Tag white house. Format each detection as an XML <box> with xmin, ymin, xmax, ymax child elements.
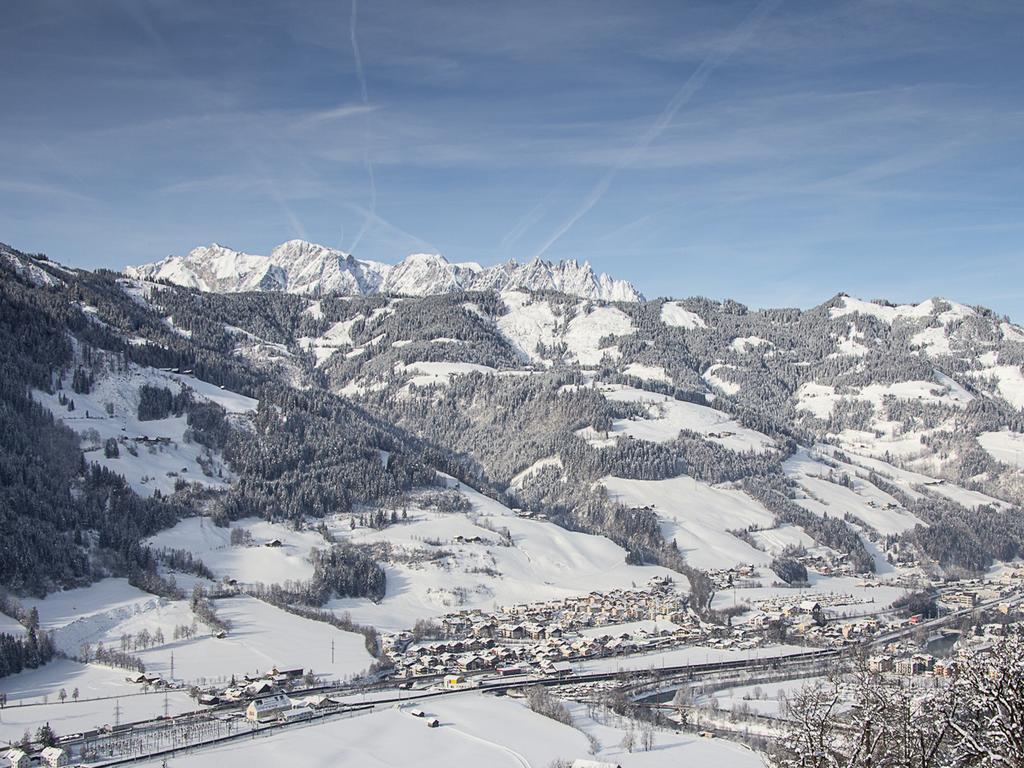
<box><xmin>443</xmin><ymin>674</ymin><xmax>466</xmax><ymax>689</ymax></box>
<box><xmin>3</xmin><ymin>749</ymin><xmax>29</xmax><ymax>768</ymax></box>
<box><xmin>246</xmin><ymin>693</ymin><xmax>292</xmax><ymax>722</ymax></box>
<box><xmin>41</xmin><ymin>746</ymin><xmax>70</xmax><ymax>767</ymax></box>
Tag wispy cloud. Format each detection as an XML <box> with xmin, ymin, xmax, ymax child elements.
<box><xmin>2</xmin><ymin>0</ymin><xmax>1022</xmax><ymax>318</ymax></box>
<box><xmin>530</xmin><ymin>0</ymin><xmax>783</xmax><ymax>260</ymax></box>
<box><xmin>0</xmin><ymin>179</ymin><xmax>96</xmax><ymax>205</ymax></box>
<box><xmin>346</xmin><ymin>0</ymin><xmax>378</xmax><ymax>255</ymax></box>
<box><xmin>342</xmin><ymin>202</ymin><xmax>437</xmax><ymax>256</ymax></box>
<box><xmin>297</xmin><ymin>103</ymin><xmax>378</xmax><ymax>128</ymax></box>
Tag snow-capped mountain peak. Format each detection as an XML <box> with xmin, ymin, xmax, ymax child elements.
<box><xmin>125</xmin><ymin>240</ymin><xmax>644</xmax><ymax>301</ymax></box>
<box><xmin>125</xmin><ymin>243</ymin><xmax>286</xmax><ymax>293</ymax></box>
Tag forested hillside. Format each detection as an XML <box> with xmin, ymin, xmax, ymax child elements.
<box><xmin>2</xmin><ymin>239</ymin><xmax>1024</xmax><ymax>605</ymax></box>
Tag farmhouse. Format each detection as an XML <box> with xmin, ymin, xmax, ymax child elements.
<box><xmin>246</xmin><ymin>693</ymin><xmax>293</xmax><ymax>722</ymax></box>
<box><xmin>40</xmin><ymin>747</ymin><xmax>70</xmax><ymax>767</ymax></box>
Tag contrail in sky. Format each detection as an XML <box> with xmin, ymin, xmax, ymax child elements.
<box><xmin>347</xmin><ymin>0</ymin><xmax>377</xmax><ymax>255</ymax></box>
<box><xmin>531</xmin><ymin>0</ymin><xmax>782</xmax><ymax>261</ymax></box>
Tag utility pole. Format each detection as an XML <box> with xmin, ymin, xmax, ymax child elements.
<box><xmin>163</xmin><ymin>692</ymin><xmax>169</xmax><ymax>718</ymax></box>
<box><xmin>331</xmin><ymin>638</ymin><xmax>335</xmax><ymax>665</ymax></box>
<box><xmin>114</xmin><ymin>698</ymin><xmax>122</xmax><ymax>727</ymax></box>
<box><xmin>170</xmin><ymin>652</ymin><xmax>175</xmax><ymax>681</ymax></box>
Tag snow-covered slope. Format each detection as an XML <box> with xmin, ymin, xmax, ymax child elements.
<box><xmin>33</xmin><ymin>361</ymin><xmax>255</xmax><ymax>497</ymax></box>
<box><xmin>126</xmin><ymin>240</ymin><xmax>643</xmax><ymax>301</ymax></box>
<box><xmin>326</xmin><ymin>480</ymin><xmax>674</xmax><ymax>631</ymax></box>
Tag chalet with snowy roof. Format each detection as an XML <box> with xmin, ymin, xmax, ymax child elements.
<box><xmin>457</xmin><ymin>655</ymin><xmax>487</xmax><ymax>671</ymax></box>
<box><xmin>541</xmin><ymin>660</ymin><xmax>572</xmax><ymax>676</ymax></box>
<box><xmin>246</xmin><ymin>680</ymin><xmax>276</xmax><ymax>697</ymax></box>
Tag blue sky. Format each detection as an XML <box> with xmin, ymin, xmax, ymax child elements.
<box><xmin>2</xmin><ymin>1</ymin><xmax>1023</xmax><ymax>318</ymax></box>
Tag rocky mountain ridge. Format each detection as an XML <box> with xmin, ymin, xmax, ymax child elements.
<box><xmin>125</xmin><ymin>240</ymin><xmax>644</xmax><ymax>302</ymax></box>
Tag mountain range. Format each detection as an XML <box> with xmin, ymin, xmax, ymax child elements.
<box><xmin>3</xmin><ymin>237</ymin><xmax>1024</xmax><ymax>602</ymax></box>
<box><xmin>125</xmin><ymin>240</ymin><xmax>644</xmax><ymax>302</ymax></box>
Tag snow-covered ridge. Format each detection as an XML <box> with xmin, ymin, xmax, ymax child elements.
<box><xmin>125</xmin><ymin>239</ymin><xmax>643</xmax><ymax>302</ymax></box>
<box><xmin>829</xmin><ymin>295</ymin><xmax>977</xmax><ymax>325</ymax></box>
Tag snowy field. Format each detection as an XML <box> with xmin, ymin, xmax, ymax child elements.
<box><xmin>812</xmin><ymin>444</ymin><xmax>1011</xmax><ymax>511</ymax></box>
<box><xmin>18</xmin><ymin>579</ymin><xmax>373</xmax><ymax>686</ymax></box>
<box><xmin>563</xmin><ymin>698</ymin><xmax>766</xmax><ymax>768</ymax></box>
<box><xmin>623</xmin><ymin>362</ymin><xmax>672</xmax><ymax>384</ymax></box>
<box><xmin>661</xmin><ymin>301</ymin><xmax>707</xmax><ymax>330</ymax></box>
<box><xmin>0</xmin><ymin>660</ymin><xmax>197</xmax><ymax>744</ymax></box>
<box><xmin>497</xmin><ymin>290</ymin><xmax>559</xmax><ymax>363</ymax></box>
<box><xmin>586</xmin><ymin>384</ymin><xmax>775</xmax><ymax>454</ymax></box>
<box><xmin>296</xmin><ymin>316</ymin><xmax>359</xmax><ymax>366</ymax></box>
<box><xmin>132</xmin><ymin>596</ymin><xmax>373</xmax><ymax>683</ymax></box>
<box><xmin>968</xmin><ymin>364</ymin><xmax>1024</xmax><ymax>410</ymax></box>
<box><xmin>132</xmin><ymin>691</ymin><xmax>766</xmax><ymax>768</ymax></box>
<box><xmin>795</xmin><ymin>375</ymin><xmax>973</xmax><ymax>423</ymax></box>
<box><xmin>134</xmin><ymin>696</ymin><xmax>585</xmax><ymax>768</ymax></box>
<box><xmin>977</xmin><ymin>430</ymin><xmax>1024</xmax><ymax>468</ymax></box>
<box><xmin>700</xmin><ymin>675</ymin><xmax>838</xmax><ymax>718</ymax></box>
<box><xmin>602</xmin><ymin>474</ymin><xmax>775</xmax><ymax>569</ymax></box>
<box><xmin>784</xmin><ymin>449</ymin><xmax>924</xmax><ymax>535</ymax></box>
<box><xmin>23</xmin><ymin>579</ymin><xmax>162</xmax><ymax>648</ymax></box>
<box><xmin>563</xmin><ymin>306</ymin><xmax>633</xmax><ymax>365</ymax></box>
<box><xmin>703</xmin><ymin>363</ymin><xmax>742</xmax><ymax>395</ymax></box>
<box><xmin>748</xmin><ymin>525</ymin><xmax>819</xmax><ymax>557</ymax></box>
<box><xmin>829</xmin><ymin>296</ymin><xmax>976</xmax><ymax>326</ymax></box>
<box><xmin>0</xmin><ymin>612</ymin><xmax>26</xmax><ymax>635</ymax></box>
<box><xmin>146</xmin><ymin>516</ymin><xmax>324</xmax><ymax>585</ymax></box>
<box><xmin>398</xmin><ymin>360</ymin><xmax>500</xmax><ymax>388</ymax></box>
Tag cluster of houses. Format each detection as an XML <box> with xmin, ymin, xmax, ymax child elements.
<box><xmin>745</xmin><ymin>592</ymin><xmax>878</xmax><ymax>632</ymax></box>
<box><xmin>939</xmin><ymin>583</ymin><xmax>1005</xmax><ymax>610</ymax></box>
<box><xmin>2</xmin><ymin>746</ymin><xmax>70</xmax><ymax>768</ymax></box>
<box><xmin>397</xmin><ymin>625</ymin><xmax>692</xmax><ymax>681</ymax></box>
<box><xmin>792</xmin><ymin>549</ymin><xmax>859</xmax><ymax>578</ymax></box>
<box><xmin>867</xmin><ymin>653</ymin><xmax>942</xmax><ymax>676</ymax></box>
<box><xmin>706</xmin><ymin>565</ymin><xmax>761</xmax><ymax>590</ymax></box>
<box><xmin>196</xmin><ymin>666</ymin><xmax>306</xmax><ymax>707</ymax></box>
<box><xmin>382</xmin><ymin>582</ymin><xmax>701</xmax><ymax>679</ymax></box>
<box><xmin>124</xmin><ymin>671</ymin><xmax>179</xmax><ymax>690</ymax></box>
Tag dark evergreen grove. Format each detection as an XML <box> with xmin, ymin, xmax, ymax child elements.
<box><xmin>0</xmin><ymin>630</ymin><xmax>56</xmax><ymax>679</ymax></box>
